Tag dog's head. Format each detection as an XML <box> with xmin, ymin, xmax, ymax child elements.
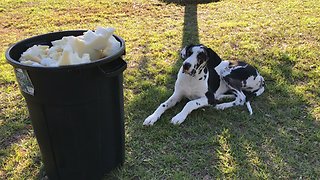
<box><xmin>180</xmin><ymin>44</ymin><xmax>222</xmax><ymax>76</ymax></box>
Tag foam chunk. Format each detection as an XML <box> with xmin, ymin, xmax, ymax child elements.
<box><xmin>20</xmin><ymin>45</ymin><xmax>49</xmax><ymax>63</ymax></box>
<box><xmin>103</xmin><ymin>36</ymin><xmax>121</xmax><ymax>56</ymax></box>
<box><xmin>20</xmin><ymin>60</ymin><xmax>43</xmax><ymax>67</ymax></box>
<box><xmin>57</xmin><ymin>45</ymin><xmax>72</xmax><ymax>66</ymax></box>
<box><xmin>41</xmin><ymin>58</ymin><xmax>58</xmax><ymax>67</ymax></box>
<box><xmin>19</xmin><ymin>26</ymin><xmax>121</xmax><ymax>67</ymax></box>
<box><xmin>95</xmin><ymin>27</ymin><xmax>115</xmax><ymax>38</ymax></box>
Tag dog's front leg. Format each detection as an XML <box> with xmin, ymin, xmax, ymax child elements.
<box><xmin>171</xmin><ymin>97</ymin><xmax>209</xmax><ymax>125</ymax></box>
<box><xmin>143</xmin><ymin>92</ymin><xmax>182</xmax><ymax>126</ymax></box>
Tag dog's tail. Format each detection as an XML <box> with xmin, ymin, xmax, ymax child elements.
<box><xmin>246</xmin><ymin>101</ymin><xmax>253</xmax><ymax>115</ymax></box>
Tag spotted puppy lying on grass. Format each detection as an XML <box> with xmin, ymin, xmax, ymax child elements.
<box><xmin>143</xmin><ymin>44</ymin><xmax>265</xmax><ymax>126</ymax></box>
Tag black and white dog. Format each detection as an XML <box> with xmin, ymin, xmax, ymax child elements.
<box><xmin>143</xmin><ymin>44</ymin><xmax>265</xmax><ymax>126</ymax></box>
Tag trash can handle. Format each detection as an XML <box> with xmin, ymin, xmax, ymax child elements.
<box><xmin>98</xmin><ymin>60</ymin><xmax>127</xmax><ymax>77</ymax></box>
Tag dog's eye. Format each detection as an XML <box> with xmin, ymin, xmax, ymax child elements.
<box><xmin>197</xmin><ymin>52</ymin><xmax>206</xmax><ymax>63</ymax></box>
<box><xmin>186</xmin><ymin>49</ymin><xmax>192</xmax><ymax>57</ymax></box>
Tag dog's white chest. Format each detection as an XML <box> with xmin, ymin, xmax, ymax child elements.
<box><xmin>176</xmin><ymin>71</ymin><xmax>208</xmax><ymax>100</ymax></box>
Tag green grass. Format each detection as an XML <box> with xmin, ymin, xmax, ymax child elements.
<box><xmin>1</xmin><ymin>0</ymin><xmax>320</xmax><ymax>179</ymax></box>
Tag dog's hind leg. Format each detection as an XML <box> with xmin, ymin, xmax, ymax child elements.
<box><xmin>254</xmin><ymin>86</ymin><xmax>265</xmax><ymax>97</ymax></box>
<box><xmin>143</xmin><ymin>92</ymin><xmax>183</xmax><ymax>126</ymax></box>
<box><xmin>246</xmin><ymin>101</ymin><xmax>253</xmax><ymax>115</ymax></box>
<box><xmin>215</xmin><ymin>90</ymin><xmax>246</xmax><ymax>111</ymax></box>
<box><xmin>171</xmin><ymin>97</ymin><xmax>209</xmax><ymax>125</ymax></box>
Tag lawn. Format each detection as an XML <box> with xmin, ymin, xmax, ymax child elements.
<box><xmin>0</xmin><ymin>0</ymin><xmax>319</xmax><ymax>179</ymax></box>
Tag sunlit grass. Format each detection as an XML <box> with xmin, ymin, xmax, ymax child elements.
<box><xmin>1</xmin><ymin>133</ymin><xmax>42</xmax><ymax>179</ymax></box>
<box><xmin>215</xmin><ymin>129</ymin><xmax>238</xmax><ymax>177</ymax></box>
<box><xmin>0</xmin><ymin>0</ymin><xmax>319</xmax><ymax>179</ymax></box>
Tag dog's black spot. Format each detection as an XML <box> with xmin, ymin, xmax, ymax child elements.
<box><xmin>196</xmin><ymin>102</ymin><xmax>200</xmax><ymax>106</ymax></box>
<box><xmin>205</xmin><ymin>91</ymin><xmax>216</xmax><ymax>105</ymax></box>
<box><xmin>199</xmin><ymin>77</ymin><xmax>203</xmax><ymax>80</ymax></box>
<box><xmin>227</xmin><ymin>62</ymin><xmax>258</xmax><ymax>82</ymax></box>
<box><xmin>162</xmin><ymin>104</ymin><xmax>166</xmax><ymax>107</ymax></box>
<box><xmin>198</xmin><ymin>67</ymin><xmax>204</xmax><ymax>74</ymax></box>
<box><xmin>204</xmin><ymin>75</ymin><xmax>207</xmax><ymax>79</ymax></box>
<box><xmin>243</xmin><ymin>80</ymin><xmax>247</xmax><ymax>87</ymax></box>
<box><xmin>191</xmin><ymin>69</ymin><xmax>196</xmax><ymax>76</ymax></box>
<box><xmin>204</xmin><ymin>67</ymin><xmax>208</xmax><ymax>74</ymax></box>
<box><xmin>233</xmin><ymin>102</ymin><xmax>236</xmax><ymax>106</ymax></box>
<box><xmin>261</xmin><ymin>79</ymin><xmax>265</xmax><ymax>87</ymax></box>
<box><xmin>197</xmin><ymin>52</ymin><xmax>206</xmax><ymax>65</ymax></box>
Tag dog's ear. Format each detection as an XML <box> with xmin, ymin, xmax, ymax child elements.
<box><xmin>180</xmin><ymin>44</ymin><xmax>193</xmax><ymax>60</ymax></box>
<box><xmin>206</xmin><ymin>47</ymin><xmax>222</xmax><ymax>67</ymax></box>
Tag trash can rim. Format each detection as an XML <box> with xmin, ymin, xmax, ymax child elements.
<box><xmin>5</xmin><ymin>30</ymin><xmax>125</xmax><ymax>71</ymax></box>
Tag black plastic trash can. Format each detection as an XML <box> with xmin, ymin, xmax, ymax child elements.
<box><xmin>5</xmin><ymin>30</ymin><xmax>126</xmax><ymax>180</ymax></box>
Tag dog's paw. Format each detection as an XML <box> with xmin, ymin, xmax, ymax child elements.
<box><xmin>171</xmin><ymin>114</ymin><xmax>186</xmax><ymax>125</ymax></box>
<box><xmin>215</xmin><ymin>104</ymin><xmax>227</xmax><ymax>110</ymax></box>
<box><xmin>143</xmin><ymin>114</ymin><xmax>159</xmax><ymax>126</ymax></box>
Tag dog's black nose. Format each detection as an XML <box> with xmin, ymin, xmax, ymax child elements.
<box><xmin>183</xmin><ymin>62</ymin><xmax>191</xmax><ymax>71</ymax></box>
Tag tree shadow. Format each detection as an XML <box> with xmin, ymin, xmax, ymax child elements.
<box><xmin>160</xmin><ymin>0</ymin><xmax>220</xmax><ymax>5</ymax></box>
<box><xmin>182</xmin><ymin>4</ymin><xmax>199</xmax><ymax>46</ymax></box>
<box><xmin>162</xmin><ymin>0</ymin><xmax>220</xmax><ymax>46</ymax></box>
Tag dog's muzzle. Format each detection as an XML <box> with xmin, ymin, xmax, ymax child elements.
<box><xmin>183</xmin><ymin>63</ymin><xmax>196</xmax><ymax>76</ymax></box>
<box><xmin>183</xmin><ymin>62</ymin><xmax>191</xmax><ymax>73</ymax></box>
